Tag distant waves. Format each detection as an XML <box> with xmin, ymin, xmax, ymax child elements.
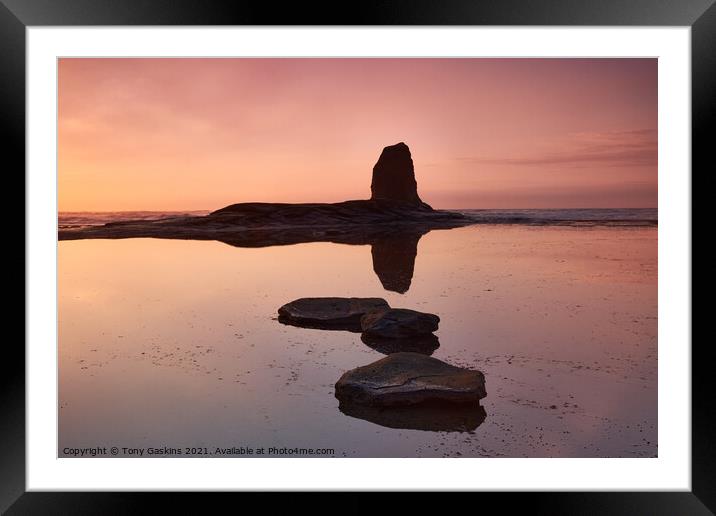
<box><xmin>455</xmin><ymin>208</ymin><xmax>657</xmax><ymax>226</ymax></box>
<box><xmin>58</xmin><ymin>208</ymin><xmax>657</xmax><ymax>229</ymax></box>
<box><xmin>58</xmin><ymin>211</ymin><xmax>210</xmax><ymax>229</ymax></box>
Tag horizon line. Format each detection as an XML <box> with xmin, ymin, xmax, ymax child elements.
<box><xmin>58</xmin><ymin>206</ymin><xmax>659</xmax><ymax>214</ymax></box>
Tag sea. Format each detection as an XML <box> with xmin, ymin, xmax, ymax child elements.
<box><xmin>58</xmin><ymin>208</ymin><xmax>657</xmax><ymax>228</ymax></box>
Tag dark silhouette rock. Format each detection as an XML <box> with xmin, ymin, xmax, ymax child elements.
<box><xmin>278</xmin><ymin>297</ymin><xmax>389</xmax><ymax>332</ymax></box>
<box><xmin>360</xmin><ymin>333</ymin><xmax>440</xmax><ymax>356</ymax></box>
<box><xmin>370</xmin><ymin>142</ymin><xmax>422</xmax><ymax>205</ymax></box>
<box><xmin>360</xmin><ymin>308</ymin><xmax>439</xmax><ymax>339</ymax></box>
<box><xmin>371</xmin><ymin>233</ymin><xmax>421</xmax><ymax>293</ymax></box>
<box><xmin>335</xmin><ymin>352</ymin><xmax>486</xmax><ymax>406</ymax></box>
<box><xmin>59</xmin><ymin>201</ymin><xmax>469</xmax><ymax>244</ymax></box>
<box><xmin>338</xmin><ymin>399</ymin><xmax>486</xmax><ymax>432</ymax></box>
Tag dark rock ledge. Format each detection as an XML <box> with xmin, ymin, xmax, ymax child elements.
<box><xmin>277</xmin><ymin>297</ymin><xmax>390</xmax><ymax>332</ymax></box>
<box><xmin>277</xmin><ymin>297</ymin><xmax>442</xmax><ymax>356</ymax></box>
<box><xmin>334</xmin><ymin>352</ymin><xmax>487</xmax><ymax>406</ymax></box>
<box><xmin>361</xmin><ymin>308</ymin><xmax>440</xmax><ymax>339</ymax></box>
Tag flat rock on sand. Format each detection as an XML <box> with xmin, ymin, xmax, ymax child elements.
<box><xmin>361</xmin><ymin>308</ymin><xmax>439</xmax><ymax>338</ymax></box>
<box><xmin>335</xmin><ymin>352</ymin><xmax>486</xmax><ymax>406</ymax></box>
<box><xmin>278</xmin><ymin>297</ymin><xmax>390</xmax><ymax>331</ymax></box>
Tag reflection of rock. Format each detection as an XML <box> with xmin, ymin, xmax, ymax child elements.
<box><xmin>361</xmin><ymin>309</ymin><xmax>440</xmax><ymax>339</ymax></box>
<box><xmin>338</xmin><ymin>399</ymin><xmax>486</xmax><ymax>432</ymax></box>
<box><xmin>335</xmin><ymin>352</ymin><xmax>486</xmax><ymax>406</ymax></box>
<box><xmin>360</xmin><ymin>333</ymin><xmax>440</xmax><ymax>356</ymax></box>
<box><xmin>278</xmin><ymin>297</ymin><xmax>389</xmax><ymax>332</ymax></box>
<box><xmin>58</xmin><ymin>212</ymin><xmax>463</xmax><ymax>295</ymax></box>
<box><xmin>371</xmin><ymin>142</ymin><xmax>423</xmax><ymax>205</ymax></box>
<box><xmin>371</xmin><ymin>233</ymin><xmax>420</xmax><ymax>294</ymax></box>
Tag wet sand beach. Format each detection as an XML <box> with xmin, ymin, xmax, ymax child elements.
<box><xmin>59</xmin><ymin>223</ymin><xmax>657</xmax><ymax>457</ymax></box>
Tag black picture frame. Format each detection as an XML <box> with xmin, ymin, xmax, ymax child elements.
<box><xmin>4</xmin><ymin>0</ymin><xmax>708</xmax><ymax>512</ymax></box>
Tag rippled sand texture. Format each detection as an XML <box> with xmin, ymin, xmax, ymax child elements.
<box><xmin>59</xmin><ymin>225</ymin><xmax>657</xmax><ymax>457</ymax></box>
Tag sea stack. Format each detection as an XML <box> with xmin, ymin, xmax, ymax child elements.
<box><xmin>371</xmin><ymin>142</ymin><xmax>423</xmax><ymax>205</ymax></box>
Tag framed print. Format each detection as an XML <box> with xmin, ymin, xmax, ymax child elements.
<box><xmin>5</xmin><ymin>0</ymin><xmax>710</xmax><ymax>512</ymax></box>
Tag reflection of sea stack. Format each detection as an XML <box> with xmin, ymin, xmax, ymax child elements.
<box><xmin>371</xmin><ymin>142</ymin><xmax>423</xmax><ymax>206</ymax></box>
<box><xmin>371</xmin><ymin>233</ymin><xmax>421</xmax><ymax>293</ymax></box>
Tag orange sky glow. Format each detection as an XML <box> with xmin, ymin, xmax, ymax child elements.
<box><xmin>58</xmin><ymin>58</ymin><xmax>657</xmax><ymax>211</ymax></box>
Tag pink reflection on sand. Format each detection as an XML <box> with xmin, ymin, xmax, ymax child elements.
<box><xmin>59</xmin><ymin>225</ymin><xmax>656</xmax><ymax>457</ymax></box>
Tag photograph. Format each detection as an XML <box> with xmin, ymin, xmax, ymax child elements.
<box><xmin>57</xmin><ymin>57</ymin><xmax>658</xmax><ymax>459</ymax></box>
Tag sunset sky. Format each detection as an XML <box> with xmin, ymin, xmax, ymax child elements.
<box><xmin>58</xmin><ymin>58</ymin><xmax>657</xmax><ymax>211</ymax></box>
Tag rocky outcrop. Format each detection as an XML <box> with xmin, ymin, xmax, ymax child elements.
<box><xmin>58</xmin><ymin>199</ymin><xmax>469</xmax><ymax>243</ymax></box>
<box><xmin>278</xmin><ymin>299</ymin><xmax>442</xmax><ymax>353</ymax></box>
<box><xmin>371</xmin><ymin>142</ymin><xmax>422</xmax><ymax>205</ymax></box>
<box><xmin>277</xmin><ymin>297</ymin><xmax>389</xmax><ymax>331</ymax></box>
<box><xmin>360</xmin><ymin>309</ymin><xmax>440</xmax><ymax>339</ymax></box>
<box><xmin>334</xmin><ymin>352</ymin><xmax>486</xmax><ymax>406</ymax></box>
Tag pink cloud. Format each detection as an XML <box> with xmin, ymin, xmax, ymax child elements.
<box><xmin>458</xmin><ymin>129</ymin><xmax>657</xmax><ymax>168</ymax></box>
